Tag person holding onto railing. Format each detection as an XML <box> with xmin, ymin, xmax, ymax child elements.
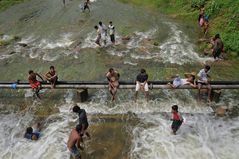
<box><xmin>197</xmin><ymin>65</ymin><xmax>212</xmax><ymax>102</ymax></box>
<box><xmin>135</xmin><ymin>68</ymin><xmax>149</xmax><ymax>102</ymax></box>
<box><xmin>45</xmin><ymin>66</ymin><xmax>58</xmax><ymax>89</ymax></box>
<box><xmin>106</xmin><ymin>68</ymin><xmax>120</xmax><ymax>102</ymax></box>
<box><xmin>28</xmin><ymin>70</ymin><xmax>44</xmax><ymax>99</ymax></box>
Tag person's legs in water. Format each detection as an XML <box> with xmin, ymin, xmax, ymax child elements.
<box><xmin>144</xmin><ymin>83</ymin><xmax>149</xmax><ymax>102</ymax></box>
<box><xmin>70</xmin><ymin>145</ymin><xmax>81</xmax><ymax>159</ymax></box>
<box><xmin>207</xmin><ymin>84</ymin><xmax>212</xmax><ymax>102</ymax></box>
<box><xmin>63</xmin><ymin>0</ymin><xmax>65</xmax><ymax>6</ymax></box>
<box><xmin>111</xmin><ymin>87</ymin><xmax>117</xmax><ymax>102</ymax></box>
<box><xmin>197</xmin><ymin>83</ymin><xmax>202</xmax><ymax>101</ymax></box>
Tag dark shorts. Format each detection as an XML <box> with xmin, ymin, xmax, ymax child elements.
<box><xmin>110</xmin><ymin>34</ymin><xmax>115</xmax><ymax>43</ymax></box>
<box><xmin>70</xmin><ymin>145</ymin><xmax>81</xmax><ymax>158</ymax></box>
<box><xmin>213</xmin><ymin>48</ymin><xmax>222</xmax><ymax>58</ymax></box>
<box><xmin>84</xmin><ymin>5</ymin><xmax>89</xmax><ymax>10</ymax></box>
<box><xmin>171</xmin><ymin>120</ymin><xmax>183</xmax><ymax>131</ymax></box>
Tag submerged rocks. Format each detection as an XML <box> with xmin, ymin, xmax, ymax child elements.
<box><xmin>122</xmin><ymin>36</ymin><xmax>130</xmax><ymax>41</ymax></box>
<box><xmin>18</xmin><ymin>43</ymin><xmax>28</xmax><ymax>47</ymax></box>
<box><xmin>215</xmin><ymin>106</ymin><xmax>228</xmax><ymax>117</ymax></box>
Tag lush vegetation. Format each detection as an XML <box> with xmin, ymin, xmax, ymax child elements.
<box><xmin>0</xmin><ymin>0</ymin><xmax>26</xmax><ymax>11</ymax></box>
<box><xmin>119</xmin><ymin>0</ymin><xmax>239</xmax><ymax>55</ymax></box>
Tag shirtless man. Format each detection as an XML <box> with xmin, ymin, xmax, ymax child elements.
<box><xmin>106</xmin><ymin>68</ymin><xmax>120</xmax><ymax>102</ymax></box>
<box><xmin>67</xmin><ymin>124</ymin><xmax>84</xmax><ymax>159</ymax></box>
<box><xmin>45</xmin><ymin>66</ymin><xmax>58</xmax><ymax>89</ymax></box>
<box><xmin>28</xmin><ymin>70</ymin><xmax>44</xmax><ymax>99</ymax></box>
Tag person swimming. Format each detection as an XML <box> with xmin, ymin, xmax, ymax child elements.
<box><xmin>24</xmin><ymin>123</ymin><xmax>41</xmax><ymax>140</ymax></box>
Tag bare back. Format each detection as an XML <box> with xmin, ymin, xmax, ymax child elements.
<box><xmin>67</xmin><ymin>129</ymin><xmax>80</xmax><ymax>150</ymax></box>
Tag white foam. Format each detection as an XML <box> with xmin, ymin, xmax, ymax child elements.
<box><xmin>39</xmin><ymin>34</ymin><xmax>73</xmax><ymax>49</ymax></box>
<box><xmin>130</xmin><ymin>114</ymin><xmax>239</xmax><ymax>159</ymax></box>
<box><xmin>158</xmin><ymin>22</ymin><xmax>213</xmax><ymax>65</ymax></box>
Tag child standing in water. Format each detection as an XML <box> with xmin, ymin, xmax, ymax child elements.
<box><xmin>171</xmin><ymin>105</ymin><xmax>183</xmax><ymax>135</ymax></box>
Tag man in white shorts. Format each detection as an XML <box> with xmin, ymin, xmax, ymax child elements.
<box><xmin>197</xmin><ymin>65</ymin><xmax>212</xmax><ymax>102</ymax></box>
<box><xmin>135</xmin><ymin>69</ymin><xmax>149</xmax><ymax>102</ymax></box>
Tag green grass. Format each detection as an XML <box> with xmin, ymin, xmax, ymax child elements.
<box><xmin>118</xmin><ymin>0</ymin><xmax>239</xmax><ymax>55</ymax></box>
<box><xmin>0</xmin><ymin>0</ymin><xmax>27</xmax><ymax>11</ymax></box>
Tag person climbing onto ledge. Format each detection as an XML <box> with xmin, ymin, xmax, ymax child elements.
<box><xmin>171</xmin><ymin>105</ymin><xmax>183</xmax><ymax>135</ymax></box>
<box><xmin>135</xmin><ymin>68</ymin><xmax>149</xmax><ymax>102</ymax></box>
<box><xmin>168</xmin><ymin>72</ymin><xmax>197</xmax><ymax>88</ymax></box>
<box><xmin>24</xmin><ymin>123</ymin><xmax>42</xmax><ymax>140</ymax></box>
<box><xmin>106</xmin><ymin>68</ymin><xmax>120</xmax><ymax>102</ymax></box>
<box><xmin>45</xmin><ymin>66</ymin><xmax>58</xmax><ymax>89</ymax></box>
<box><xmin>28</xmin><ymin>70</ymin><xmax>44</xmax><ymax>99</ymax></box>
<box><xmin>212</xmin><ymin>34</ymin><xmax>224</xmax><ymax>60</ymax></box>
<box><xmin>67</xmin><ymin>124</ymin><xmax>84</xmax><ymax>159</ymax></box>
<box><xmin>94</xmin><ymin>25</ymin><xmax>101</xmax><ymax>46</ymax></box>
<box><xmin>73</xmin><ymin>105</ymin><xmax>90</xmax><ymax>138</ymax></box>
<box><xmin>197</xmin><ymin>65</ymin><xmax>212</xmax><ymax>102</ymax></box>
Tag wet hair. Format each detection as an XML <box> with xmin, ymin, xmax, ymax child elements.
<box><xmin>205</xmin><ymin>65</ymin><xmax>210</xmax><ymax>71</ymax></box>
<box><xmin>99</xmin><ymin>21</ymin><xmax>102</xmax><ymax>25</ymax></box>
<box><xmin>50</xmin><ymin>66</ymin><xmax>54</xmax><ymax>70</ymax></box>
<box><xmin>26</xmin><ymin>127</ymin><xmax>33</xmax><ymax>134</ymax></box>
<box><xmin>109</xmin><ymin>68</ymin><xmax>114</xmax><ymax>72</ymax></box>
<box><xmin>76</xmin><ymin>124</ymin><xmax>82</xmax><ymax>133</ymax></box>
<box><xmin>94</xmin><ymin>25</ymin><xmax>98</xmax><ymax>29</ymax></box>
<box><xmin>73</xmin><ymin>105</ymin><xmax>80</xmax><ymax>113</ymax></box>
<box><xmin>140</xmin><ymin>68</ymin><xmax>146</xmax><ymax>73</ymax></box>
<box><xmin>215</xmin><ymin>34</ymin><xmax>220</xmax><ymax>39</ymax></box>
<box><xmin>28</xmin><ymin>70</ymin><xmax>34</xmax><ymax>74</ymax></box>
<box><xmin>172</xmin><ymin>105</ymin><xmax>178</xmax><ymax>112</ymax></box>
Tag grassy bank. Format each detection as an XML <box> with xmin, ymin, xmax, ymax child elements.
<box><xmin>0</xmin><ymin>0</ymin><xmax>27</xmax><ymax>11</ymax></box>
<box><xmin>119</xmin><ymin>0</ymin><xmax>239</xmax><ymax>55</ymax></box>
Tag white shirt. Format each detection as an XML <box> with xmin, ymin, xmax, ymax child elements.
<box><xmin>108</xmin><ymin>24</ymin><xmax>115</xmax><ymax>35</ymax></box>
<box><xmin>197</xmin><ymin>69</ymin><xmax>209</xmax><ymax>82</ymax></box>
<box><xmin>99</xmin><ymin>24</ymin><xmax>107</xmax><ymax>35</ymax></box>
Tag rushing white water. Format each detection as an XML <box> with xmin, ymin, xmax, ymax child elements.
<box><xmin>130</xmin><ymin>114</ymin><xmax>239</xmax><ymax>159</ymax></box>
<box><xmin>0</xmin><ymin>89</ymin><xmax>238</xmax><ymax>159</ymax></box>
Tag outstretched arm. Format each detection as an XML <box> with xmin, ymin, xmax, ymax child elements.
<box><xmin>36</xmin><ymin>73</ymin><xmax>44</xmax><ymax>81</ymax></box>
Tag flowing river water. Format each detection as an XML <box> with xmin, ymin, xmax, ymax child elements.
<box><xmin>0</xmin><ymin>0</ymin><xmax>239</xmax><ymax>159</ymax></box>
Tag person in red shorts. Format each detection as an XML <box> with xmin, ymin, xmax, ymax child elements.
<box><xmin>28</xmin><ymin>70</ymin><xmax>44</xmax><ymax>99</ymax></box>
<box><xmin>171</xmin><ymin>105</ymin><xmax>184</xmax><ymax>135</ymax></box>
